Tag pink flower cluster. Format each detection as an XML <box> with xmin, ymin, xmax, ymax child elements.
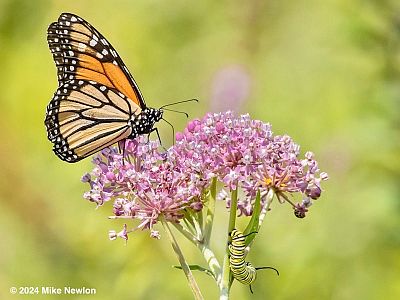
<box><xmin>82</xmin><ymin>111</ymin><xmax>328</xmax><ymax>238</ymax></box>
<box><xmin>82</xmin><ymin>138</ymin><xmax>204</xmax><ymax>237</ymax></box>
<box><xmin>170</xmin><ymin>111</ymin><xmax>328</xmax><ymax>216</ymax></box>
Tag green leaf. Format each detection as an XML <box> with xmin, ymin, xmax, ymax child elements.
<box><xmin>243</xmin><ymin>189</ymin><xmax>261</xmax><ymax>246</ymax></box>
<box><xmin>173</xmin><ymin>264</ymin><xmax>215</xmax><ymax>279</ymax></box>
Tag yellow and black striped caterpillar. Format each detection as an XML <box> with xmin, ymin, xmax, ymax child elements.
<box><xmin>228</xmin><ymin>229</ymin><xmax>279</xmax><ymax>293</ymax></box>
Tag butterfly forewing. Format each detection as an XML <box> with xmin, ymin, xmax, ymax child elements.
<box><xmin>45</xmin><ymin>80</ymin><xmax>135</xmax><ymax>162</ymax></box>
<box><xmin>48</xmin><ymin>12</ymin><xmax>146</xmax><ymax>109</ymax></box>
<box><xmin>47</xmin><ymin>22</ymin><xmax>64</xmax><ymax>85</ymax></box>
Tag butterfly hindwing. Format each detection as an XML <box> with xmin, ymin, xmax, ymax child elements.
<box><xmin>45</xmin><ymin>80</ymin><xmax>137</xmax><ymax>162</ymax></box>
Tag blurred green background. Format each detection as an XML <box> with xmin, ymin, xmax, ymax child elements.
<box><xmin>0</xmin><ymin>0</ymin><xmax>399</xmax><ymax>299</ymax></box>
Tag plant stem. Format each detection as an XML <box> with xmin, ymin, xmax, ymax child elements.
<box><xmin>219</xmin><ymin>186</ymin><xmax>238</xmax><ymax>300</ymax></box>
<box><xmin>204</xmin><ymin>177</ymin><xmax>217</xmax><ymax>245</ymax></box>
<box><xmin>199</xmin><ymin>243</ymin><xmax>222</xmax><ymax>282</ymax></box>
<box><xmin>191</xmin><ymin>213</ymin><xmax>203</xmax><ymax>241</ymax></box>
<box><xmin>172</xmin><ymin>222</ymin><xmax>200</xmax><ymax>246</ymax></box>
<box><xmin>162</xmin><ymin>218</ymin><xmax>204</xmax><ymax>300</ymax></box>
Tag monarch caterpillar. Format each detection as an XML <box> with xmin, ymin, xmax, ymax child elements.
<box><xmin>45</xmin><ymin>13</ymin><xmax>195</xmax><ymax>162</ymax></box>
<box><xmin>228</xmin><ymin>229</ymin><xmax>279</xmax><ymax>294</ymax></box>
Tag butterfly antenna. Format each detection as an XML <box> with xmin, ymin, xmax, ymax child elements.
<box><xmin>159</xmin><ymin>98</ymin><xmax>198</xmax><ymax>109</ymax></box>
<box><xmin>254</xmin><ymin>266</ymin><xmax>280</xmax><ymax>276</ymax></box>
<box><xmin>162</xmin><ymin>108</ymin><xmax>189</xmax><ymax>118</ymax></box>
<box><xmin>161</xmin><ymin>118</ymin><xmax>175</xmax><ymax>144</ymax></box>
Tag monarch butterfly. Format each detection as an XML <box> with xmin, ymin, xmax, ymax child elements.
<box><xmin>228</xmin><ymin>229</ymin><xmax>279</xmax><ymax>294</ymax></box>
<box><xmin>45</xmin><ymin>13</ymin><xmax>184</xmax><ymax>163</ymax></box>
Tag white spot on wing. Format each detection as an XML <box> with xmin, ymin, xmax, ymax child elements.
<box><xmin>78</xmin><ymin>43</ymin><xmax>86</xmax><ymax>51</ymax></box>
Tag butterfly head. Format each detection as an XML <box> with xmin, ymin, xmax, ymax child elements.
<box><xmin>145</xmin><ymin>107</ymin><xmax>163</xmax><ymax>124</ymax></box>
<box><xmin>152</xmin><ymin>108</ymin><xmax>163</xmax><ymax>122</ymax></box>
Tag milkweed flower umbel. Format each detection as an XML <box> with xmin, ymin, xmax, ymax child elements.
<box><xmin>82</xmin><ymin>137</ymin><xmax>204</xmax><ymax>238</ymax></box>
<box><xmin>82</xmin><ymin>111</ymin><xmax>328</xmax><ymax>239</ymax></box>
<box><xmin>169</xmin><ymin>111</ymin><xmax>328</xmax><ymax>217</ymax></box>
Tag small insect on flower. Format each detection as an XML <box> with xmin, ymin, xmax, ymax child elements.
<box><xmin>228</xmin><ymin>229</ymin><xmax>279</xmax><ymax>294</ymax></box>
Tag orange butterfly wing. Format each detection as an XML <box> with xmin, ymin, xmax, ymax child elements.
<box><xmin>47</xmin><ymin>13</ymin><xmax>146</xmax><ymax>110</ymax></box>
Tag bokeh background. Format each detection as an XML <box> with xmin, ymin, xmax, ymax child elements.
<box><xmin>1</xmin><ymin>0</ymin><xmax>399</xmax><ymax>299</ymax></box>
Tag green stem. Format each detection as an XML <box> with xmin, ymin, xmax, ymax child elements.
<box><xmin>172</xmin><ymin>222</ymin><xmax>200</xmax><ymax>246</ymax></box>
<box><xmin>204</xmin><ymin>177</ymin><xmax>217</xmax><ymax>245</ymax></box>
<box><xmin>219</xmin><ymin>186</ymin><xmax>238</xmax><ymax>300</ymax></box>
<box><xmin>198</xmin><ymin>209</ymin><xmax>204</xmax><ymax>232</ymax></box>
<box><xmin>190</xmin><ymin>213</ymin><xmax>203</xmax><ymax>241</ymax></box>
<box><xmin>199</xmin><ymin>243</ymin><xmax>222</xmax><ymax>283</ymax></box>
<box><xmin>227</xmin><ymin>187</ymin><xmax>238</xmax><ymax>237</ymax></box>
<box><xmin>162</xmin><ymin>218</ymin><xmax>204</xmax><ymax>300</ymax></box>
<box><xmin>189</xmin><ymin>178</ymin><xmax>221</xmax><ymax>289</ymax></box>
<box><xmin>183</xmin><ymin>211</ymin><xmax>197</xmax><ymax>233</ymax></box>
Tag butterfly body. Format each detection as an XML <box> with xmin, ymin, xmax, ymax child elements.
<box><xmin>132</xmin><ymin>107</ymin><xmax>163</xmax><ymax>136</ymax></box>
<box><xmin>45</xmin><ymin>13</ymin><xmax>162</xmax><ymax>162</ymax></box>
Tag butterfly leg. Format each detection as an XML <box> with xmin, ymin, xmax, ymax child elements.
<box><xmin>145</xmin><ymin>127</ymin><xmax>163</xmax><ymax>147</ymax></box>
<box><xmin>154</xmin><ymin>127</ymin><xmax>162</xmax><ymax>147</ymax></box>
<box><xmin>118</xmin><ymin>140</ymin><xmax>124</xmax><ymax>155</ymax></box>
<box><xmin>118</xmin><ymin>139</ymin><xmax>127</xmax><ymax>165</ymax></box>
<box><xmin>161</xmin><ymin>118</ymin><xmax>175</xmax><ymax>145</ymax></box>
